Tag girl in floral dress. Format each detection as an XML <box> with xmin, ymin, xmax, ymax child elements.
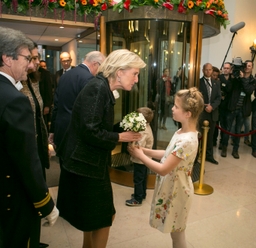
<box><xmin>128</xmin><ymin>87</ymin><xmax>204</xmax><ymax>248</ymax></box>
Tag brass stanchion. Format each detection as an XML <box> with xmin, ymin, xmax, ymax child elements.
<box><xmin>193</xmin><ymin>120</ymin><xmax>214</xmax><ymax>195</ymax></box>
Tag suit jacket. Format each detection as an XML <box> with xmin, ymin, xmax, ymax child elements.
<box><xmin>0</xmin><ymin>74</ymin><xmax>54</xmax><ymax>247</ymax></box>
<box><xmin>57</xmin><ymin>73</ymin><xmax>119</xmax><ymax>179</ymax></box>
<box><xmin>38</xmin><ymin>67</ymin><xmax>53</xmax><ymax>109</ymax></box>
<box><xmin>199</xmin><ymin>77</ymin><xmax>221</xmax><ymax>122</ymax></box>
<box><xmin>55</xmin><ymin>66</ymin><xmax>75</xmax><ymax>89</ymax></box>
<box><xmin>50</xmin><ymin>64</ymin><xmax>94</xmax><ymax>148</ymax></box>
<box><xmin>226</xmin><ymin>75</ymin><xmax>256</xmax><ymax>117</ymax></box>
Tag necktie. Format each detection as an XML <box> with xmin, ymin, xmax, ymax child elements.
<box><xmin>63</xmin><ymin>70</ymin><xmax>67</xmax><ymax>74</ymax></box>
<box><xmin>204</xmin><ymin>77</ymin><xmax>212</xmax><ymax>103</ymax></box>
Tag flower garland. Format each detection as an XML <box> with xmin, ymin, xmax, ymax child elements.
<box><xmin>1</xmin><ymin>0</ymin><xmax>229</xmax><ymax>27</ymax></box>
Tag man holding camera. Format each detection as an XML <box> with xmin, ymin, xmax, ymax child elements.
<box><xmin>221</xmin><ymin>60</ymin><xmax>256</xmax><ymax>159</ymax></box>
<box><xmin>218</xmin><ymin>62</ymin><xmax>232</xmax><ymax>151</ymax></box>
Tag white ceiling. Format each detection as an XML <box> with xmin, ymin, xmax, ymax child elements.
<box><xmin>0</xmin><ymin>18</ymin><xmax>96</xmax><ymax>47</ymax></box>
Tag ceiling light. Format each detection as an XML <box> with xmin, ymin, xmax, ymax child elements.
<box><xmin>55</xmin><ymin>39</ymin><xmax>59</xmax><ymax>41</ymax></box>
<box><xmin>79</xmin><ymin>40</ymin><xmax>83</xmax><ymax>43</ymax></box>
<box><xmin>60</xmin><ymin>26</ymin><xmax>64</xmax><ymax>29</ymax></box>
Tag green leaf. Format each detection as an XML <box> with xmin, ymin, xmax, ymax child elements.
<box><xmin>156</xmin><ymin>199</ymin><xmax>163</xmax><ymax>205</ymax></box>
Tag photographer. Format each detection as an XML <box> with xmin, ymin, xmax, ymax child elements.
<box><xmin>221</xmin><ymin>60</ymin><xmax>256</xmax><ymax>159</ymax></box>
<box><xmin>218</xmin><ymin>62</ymin><xmax>232</xmax><ymax>152</ymax></box>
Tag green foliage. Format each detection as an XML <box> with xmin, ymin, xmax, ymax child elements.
<box><xmin>2</xmin><ymin>0</ymin><xmax>229</xmax><ymax>27</ymax></box>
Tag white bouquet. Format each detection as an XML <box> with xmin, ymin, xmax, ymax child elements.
<box><xmin>120</xmin><ymin>111</ymin><xmax>147</xmax><ymax>132</ymax></box>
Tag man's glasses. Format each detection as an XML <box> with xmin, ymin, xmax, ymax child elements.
<box><xmin>18</xmin><ymin>54</ymin><xmax>32</xmax><ymax>63</ymax></box>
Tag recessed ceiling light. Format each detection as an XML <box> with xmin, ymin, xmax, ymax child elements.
<box><xmin>55</xmin><ymin>39</ymin><xmax>59</xmax><ymax>41</ymax></box>
<box><xmin>60</xmin><ymin>26</ymin><xmax>64</xmax><ymax>29</ymax></box>
<box><xmin>46</xmin><ymin>55</ymin><xmax>50</xmax><ymax>58</ymax></box>
<box><xmin>79</xmin><ymin>40</ymin><xmax>83</xmax><ymax>43</ymax></box>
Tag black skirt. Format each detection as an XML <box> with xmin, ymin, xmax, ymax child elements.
<box><xmin>57</xmin><ymin>166</ymin><xmax>116</xmax><ymax>231</ymax></box>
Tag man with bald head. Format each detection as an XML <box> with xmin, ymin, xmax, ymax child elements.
<box><xmin>55</xmin><ymin>52</ymin><xmax>75</xmax><ymax>88</ymax></box>
<box><xmin>199</xmin><ymin>63</ymin><xmax>221</xmax><ymax>164</ymax></box>
<box><xmin>49</xmin><ymin>51</ymin><xmax>106</xmax><ymax>156</ymax></box>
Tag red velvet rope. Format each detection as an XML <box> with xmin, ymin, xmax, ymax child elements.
<box><xmin>216</xmin><ymin>124</ymin><xmax>256</xmax><ymax>137</ymax></box>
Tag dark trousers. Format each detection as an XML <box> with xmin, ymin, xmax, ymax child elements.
<box><xmin>222</xmin><ymin>109</ymin><xmax>244</xmax><ymax>152</ymax></box>
<box><xmin>213</xmin><ymin>121</ymin><xmax>219</xmax><ymax>145</ymax></box>
<box><xmin>219</xmin><ymin>108</ymin><xmax>229</xmax><ymax>145</ymax></box>
<box><xmin>252</xmin><ymin>110</ymin><xmax>256</xmax><ymax>152</ymax></box>
<box><xmin>159</xmin><ymin>100</ymin><xmax>169</xmax><ymax>126</ymax></box>
<box><xmin>133</xmin><ymin>163</ymin><xmax>148</xmax><ymax>202</ymax></box>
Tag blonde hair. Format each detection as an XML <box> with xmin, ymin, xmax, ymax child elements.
<box><xmin>98</xmin><ymin>49</ymin><xmax>146</xmax><ymax>80</ymax></box>
<box><xmin>175</xmin><ymin>87</ymin><xmax>204</xmax><ymax>120</ymax></box>
<box><xmin>137</xmin><ymin>107</ymin><xmax>154</xmax><ymax>123</ymax></box>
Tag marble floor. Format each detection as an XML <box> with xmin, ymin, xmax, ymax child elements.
<box><xmin>41</xmin><ymin>139</ymin><xmax>256</xmax><ymax>248</ymax></box>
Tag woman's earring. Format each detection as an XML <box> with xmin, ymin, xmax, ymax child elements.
<box><xmin>117</xmin><ymin>77</ymin><xmax>121</xmax><ymax>82</ymax></box>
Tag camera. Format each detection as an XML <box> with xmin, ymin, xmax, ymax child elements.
<box><xmin>231</xmin><ymin>57</ymin><xmax>247</xmax><ymax>78</ymax></box>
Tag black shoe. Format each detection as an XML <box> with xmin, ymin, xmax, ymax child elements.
<box><xmin>221</xmin><ymin>146</ymin><xmax>227</xmax><ymax>157</ymax></box>
<box><xmin>232</xmin><ymin>151</ymin><xmax>240</xmax><ymax>159</ymax></box>
<box><xmin>252</xmin><ymin>151</ymin><xmax>256</xmax><ymax>158</ymax></box>
<box><xmin>39</xmin><ymin>243</ymin><xmax>49</xmax><ymax>248</ymax></box>
<box><xmin>244</xmin><ymin>140</ymin><xmax>251</xmax><ymax>146</ymax></box>
<box><xmin>206</xmin><ymin>157</ymin><xmax>219</xmax><ymax>164</ymax></box>
<box><xmin>131</xmin><ymin>194</ymin><xmax>145</xmax><ymax>200</ymax></box>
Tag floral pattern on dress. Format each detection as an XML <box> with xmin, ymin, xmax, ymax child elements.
<box><xmin>150</xmin><ymin>130</ymin><xmax>198</xmax><ymax>233</ymax></box>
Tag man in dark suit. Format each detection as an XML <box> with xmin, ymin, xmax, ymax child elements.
<box><xmin>49</xmin><ymin>51</ymin><xmax>106</xmax><ymax>153</ymax></box>
<box><xmin>0</xmin><ymin>27</ymin><xmax>58</xmax><ymax>248</ymax></box>
<box><xmin>55</xmin><ymin>52</ymin><xmax>75</xmax><ymax>88</ymax></box>
<box><xmin>199</xmin><ymin>63</ymin><xmax>221</xmax><ymax>164</ymax></box>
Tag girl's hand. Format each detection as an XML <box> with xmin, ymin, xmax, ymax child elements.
<box><xmin>127</xmin><ymin>144</ymin><xmax>144</xmax><ymax>159</ymax></box>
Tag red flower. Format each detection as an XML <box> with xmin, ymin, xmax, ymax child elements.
<box><xmin>123</xmin><ymin>0</ymin><xmax>131</xmax><ymax>10</ymax></box>
<box><xmin>205</xmin><ymin>9</ymin><xmax>215</xmax><ymax>16</ymax></box>
<box><xmin>178</xmin><ymin>0</ymin><xmax>186</xmax><ymax>13</ymax></box>
<box><xmin>156</xmin><ymin>214</ymin><xmax>161</xmax><ymax>219</ymax></box>
<box><xmin>162</xmin><ymin>2</ymin><xmax>174</xmax><ymax>10</ymax></box>
<box><xmin>101</xmin><ymin>2</ymin><xmax>108</xmax><ymax>10</ymax></box>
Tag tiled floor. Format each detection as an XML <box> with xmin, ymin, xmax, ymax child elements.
<box><xmin>41</xmin><ymin>139</ymin><xmax>256</xmax><ymax>248</ymax></box>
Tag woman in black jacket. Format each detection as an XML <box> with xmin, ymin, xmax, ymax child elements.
<box><xmin>57</xmin><ymin>49</ymin><xmax>146</xmax><ymax>248</ymax></box>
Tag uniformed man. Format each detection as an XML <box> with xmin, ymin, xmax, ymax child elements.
<box><xmin>0</xmin><ymin>26</ymin><xmax>59</xmax><ymax>248</ymax></box>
